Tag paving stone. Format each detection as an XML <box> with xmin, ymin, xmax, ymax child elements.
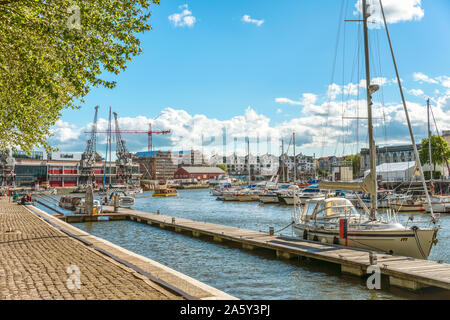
<box><xmin>0</xmin><ymin>198</ymin><xmax>181</xmax><ymax>300</ymax></box>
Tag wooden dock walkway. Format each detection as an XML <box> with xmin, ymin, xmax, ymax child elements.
<box><xmin>94</xmin><ymin>206</ymin><xmax>450</xmax><ymax>292</ymax></box>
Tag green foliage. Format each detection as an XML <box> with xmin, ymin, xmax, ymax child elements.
<box><xmin>345</xmin><ymin>153</ymin><xmax>361</xmax><ymax>176</ymax></box>
<box><xmin>317</xmin><ymin>169</ymin><xmax>329</xmax><ymax>177</ymax></box>
<box><xmin>0</xmin><ymin>0</ymin><xmax>159</xmax><ymax>153</ymax></box>
<box><xmin>424</xmin><ymin>170</ymin><xmax>441</xmax><ymax>180</ymax></box>
<box><xmin>419</xmin><ymin>135</ymin><xmax>450</xmax><ymax>169</ymax></box>
<box><xmin>217</xmin><ymin>164</ymin><xmax>227</xmax><ymax>172</ymax></box>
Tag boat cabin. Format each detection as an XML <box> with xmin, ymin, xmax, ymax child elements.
<box><xmin>300</xmin><ymin>198</ymin><xmax>363</xmax><ymax>222</ymax></box>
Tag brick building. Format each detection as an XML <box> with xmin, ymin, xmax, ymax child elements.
<box><xmin>173</xmin><ymin>167</ymin><xmax>225</xmax><ymax>181</ymax></box>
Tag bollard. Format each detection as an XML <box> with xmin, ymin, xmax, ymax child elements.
<box><xmin>369</xmin><ymin>251</ymin><xmax>377</xmax><ymax>265</ymax></box>
<box><xmin>113</xmin><ymin>195</ymin><xmax>119</xmax><ymax>213</ymax></box>
<box><xmin>172</xmin><ymin>217</ymin><xmax>175</xmax><ymax>224</ymax></box>
<box><xmin>269</xmin><ymin>227</ymin><xmax>274</xmax><ymax>236</ymax></box>
<box><xmin>157</xmin><ymin>209</ymin><xmax>160</xmax><ymax>215</ymax></box>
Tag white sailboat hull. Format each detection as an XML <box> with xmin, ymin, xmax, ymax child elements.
<box><xmin>293</xmin><ymin>224</ymin><xmax>437</xmax><ymax>260</ymax></box>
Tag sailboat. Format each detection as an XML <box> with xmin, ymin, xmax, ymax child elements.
<box><xmin>292</xmin><ymin>0</ymin><xmax>439</xmax><ymax>260</ymax></box>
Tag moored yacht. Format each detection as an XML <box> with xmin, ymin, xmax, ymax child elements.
<box><xmin>292</xmin><ymin>0</ymin><xmax>440</xmax><ymax>260</ymax></box>
<box><xmin>293</xmin><ymin>197</ymin><xmax>438</xmax><ymax>259</ymax></box>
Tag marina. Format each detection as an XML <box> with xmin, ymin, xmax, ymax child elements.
<box><xmin>31</xmin><ymin>189</ymin><xmax>450</xmax><ymax>299</ymax></box>
<box><xmin>1</xmin><ymin>0</ymin><xmax>449</xmax><ymax>305</ymax></box>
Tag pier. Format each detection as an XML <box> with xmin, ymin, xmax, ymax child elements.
<box><xmin>75</xmin><ymin>206</ymin><xmax>450</xmax><ymax>292</ymax></box>
<box><xmin>0</xmin><ymin>198</ymin><xmax>234</xmax><ymax>300</ymax></box>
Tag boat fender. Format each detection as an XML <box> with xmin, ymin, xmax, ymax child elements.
<box><xmin>303</xmin><ymin>230</ymin><xmax>308</xmax><ymax>240</ymax></box>
<box><xmin>313</xmin><ymin>235</ymin><xmax>318</xmax><ymax>242</ymax></box>
<box><xmin>333</xmin><ymin>236</ymin><xmax>339</xmax><ymax>245</ymax></box>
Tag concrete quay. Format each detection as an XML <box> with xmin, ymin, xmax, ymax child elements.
<box><xmin>0</xmin><ymin>197</ymin><xmax>234</xmax><ymax>300</ymax></box>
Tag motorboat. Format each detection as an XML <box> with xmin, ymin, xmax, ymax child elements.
<box><xmin>236</xmin><ymin>189</ymin><xmax>261</xmax><ymax>202</ymax></box>
<box><xmin>59</xmin><ymin>196</ymin><xmax>82</xmax><ymax>210</ymax></box>
<box><xmin>75</xmin><ymin>199</ymin><xmax>103</xmax><ymax>214</ymax></box>
<box><xmin>259</xmin><ymin>190</ymin><xmax>280</xmax><ymax>204</ymax></box>
<box><xmin>104</xmin><ymin>191</ymin><xmax>135</xmax><ymax>208</ymax></box>
<box><xmin>423</xmin><ymin>196</ymin><xmax>450</xmax><ymax>213</ymax></box>
<box><xmin>152</xmin><ymin>187</ymin><xmax>178</xmax><ymax>197</ymax></box>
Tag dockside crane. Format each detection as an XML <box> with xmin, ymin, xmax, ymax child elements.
<box><xmin>80</xmin><ymin>106</ymin><xmax>99</xmax><ymax>186</ymax></box>
<box><xmin>91</xmin><ymin>122</ymin><xmax>170</xmax><ymax>152</ymax></box>
<box><xmin>113</xmin><ymin>112</ymin><xmax>134</xmax><ymax>184</ymax></box>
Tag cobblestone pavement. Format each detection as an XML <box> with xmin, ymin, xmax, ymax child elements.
<box><xmin>0</xmin><ymin>197</ymin><xmax>182</xmax><ymax>300</ymax></box>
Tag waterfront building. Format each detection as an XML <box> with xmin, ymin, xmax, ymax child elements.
<box><xmin>210</xmin><ymin>153</ymin><xmax>279</xmax><ymax>177</ymax></box>
<box><xmin>173</xmin><ymin>166</ymin><xmax>225</xmax><ymax>181</ymax></box>
<box><xmin>318</xmin><ymin>156</ymin><xmax>337</xmax><ymax>174</ymax></box>
<box><xmin>171</xmin><ymin>150</ymin><xmax>209</xmax><ymax>167</ymax></box>
<box><xmin>6</xmin><ymin>151</ymin><xmax>139</xmax><ymax>187</ymax></box>
<box><xmin>331</xmin><ymin>160</ymin><xmax>353</xmax><ymax>182</ymax></box>
<box><xmin>134</xmin><ymin>151</ymin><xmax>176</xmax><ymax>181</ymax></box>
<box><xmin>259</xmin><ymin>154</ymin><xmax>279</xmax><ymax>177</ymax></box>
<box><xmin>360</xmin><ymin>144</ymin><xmax>421</xmax><ymax>174</ymax></box>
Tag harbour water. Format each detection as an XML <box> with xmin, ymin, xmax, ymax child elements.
<box><xmin>42</xmin><ymin>189</ymin><xmax>450</xmax><ymax>299</ymax></box>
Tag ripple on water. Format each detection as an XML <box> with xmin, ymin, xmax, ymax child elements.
<box><xmin>69</xmin><ymin>189</ymin><xmax>450</xmax><ymax>300</ymax></box>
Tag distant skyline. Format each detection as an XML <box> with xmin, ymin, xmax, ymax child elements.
<box><xmin>49</xmin><ymin>0</ymin><xmax>450</xmax><ymax>159</ymax></box>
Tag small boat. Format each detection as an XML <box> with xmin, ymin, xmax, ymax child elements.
<box><xmin>390</xmin><ymin>198</ymin><xmax>425</xmax><ymax>212</ymax></box>
<box><xmin>222</xmin><ymin>191</ymin><xmax>239</xmax><ymax>201</ymax></box>
<box><xmin>104</xmin><ymin>191</ymin><xmax>135</xmax><ymax>208</ymax></box>
<box><xmin>152</xmin><ymin>187</ymin><xmax>178</xmax><ymax>197</ymax></box>
<box><xmin>75</xmin><ymin>199</ymin><xmax>103</xmax><ymax>214</ymax></box>
<box><xmin>59</xmin><ymin>196</ymin><xmax>82</xmax><ymax>210</ymax></box>
<box><xmin>237</xmin><ymin>190</ymin><xmax>260</xmax><ymax>202</ymax></box>
<box><xmin>424</xmin><ymin>196</ymin><xmax>450</xmax><ymax>213</ymax></box>
<box><xmin>259</xmin><ymin>191</ymin><xmax>280</xmax><ymax>204</ymax></box>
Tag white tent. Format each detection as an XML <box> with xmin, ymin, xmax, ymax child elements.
<box><xmin>364</xmin><ymin>161</ymin><xmax>416</xmax><ymax>182</ymax></box>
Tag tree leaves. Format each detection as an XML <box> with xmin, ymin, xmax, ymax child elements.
<box><xmin>419</xmin><ymin>135</ymin><xmax>450</xmax><ymax>169</ymax></box>
<box><xmin>0</xmin><ymin>0</ymin><xmax>160</xmax><ymax>153</ymax></box>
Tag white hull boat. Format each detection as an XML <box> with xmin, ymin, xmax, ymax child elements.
<box><xmin>293</xmin><ymin>197</ymin><xmax>438</xmax><ymax>259</ymax></box>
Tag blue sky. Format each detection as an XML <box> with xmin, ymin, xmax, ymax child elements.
<box><xmin>52</xmin><ymin>0</ymin><xmax>450</xmax><ymax>158</ymax></box>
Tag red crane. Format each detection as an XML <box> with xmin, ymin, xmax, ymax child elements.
<box><xmin>87</xmin><ymin>122</ymin><xmax>170</xmax><ymax>152</ymax></box>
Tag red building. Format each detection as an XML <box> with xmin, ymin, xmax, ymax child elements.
<box><xmin>174</xmin><ymin>167</ymin><xmax>225</xmax><ymax>180</ymax></box>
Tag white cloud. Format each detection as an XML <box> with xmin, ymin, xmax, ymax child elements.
<box><xmin>242</xmin><ymin>14</ymin><xmax>264</xmax><ymax>27</ymax></box>
<box><xmin>276</xmin><ymin>108</ymin><xmax>282</xmax><ymax>114</ymax></box>
<box><xmin>168</xmin><ymin>4</ymin><xmax>196</xmax><ymax>28</ymax></box>
<box><xmin>354</xmin><ymin>0</ymin><xmax>424</xmax><ymax>27</ymax></box>
<box><xmin>413</xmin><ymin>72</ymin><xmax>438</xmax><ymax>84</ymax></box>
<box><xmin>275</xmin><ymin>97</ymin><xmax>302</xmax><ymax>105</ymax></box>
<box><xmin>413</xmin><ymin>73</ymin><xmax>450</xmax><ymax>90</ymax></box>
<box><xmin>51</xmin><ymin>120</ymin><xmax>81</xmax><ymax>142</ymax></box>
<box><xmin>408</xmin><ymin>89</ymin><xmax>424</xmax><ymax>96</ymax></box>
<box><xmin>436</xmin><ymin>76</ymin><xmax>450</xmax><ymax>88</ymax></box>
<box><xmin>301</xmin><ymin>93</ymin><xmax>318</xmax><ymax>106</ymax></box>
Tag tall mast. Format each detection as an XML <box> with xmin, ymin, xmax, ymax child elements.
<box><xmin>427</xmin><ymin>99</ymin><xmax>433</xmax><ymax>190</ymax></box>
<box><xmin>293</xmin><ymin>132</ymin><xmax>297</xmax><ymax>183</ymax></box>
<box><xmin>247</xmin><ymin>137</ymin><xmax>250</xmax><ymax>184</ymax></box>
<box><xmin>362</xmin><ymin>0</ymin><xmax>378</xmax><ymax>220</ymax></box>
<box><xmin>281</xmin><ymin>139</ymin><xmax>285</xmax><ymax>183</ymax></box>
<box><xmin>378</xmin><ymin>0</ymin><xmax>435</xmax><ymax>222</ymax></box>
<box><xmin>108</xmin><ymin>107</ymin><xmax>112</xmax><ymax>186</ymax></box>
